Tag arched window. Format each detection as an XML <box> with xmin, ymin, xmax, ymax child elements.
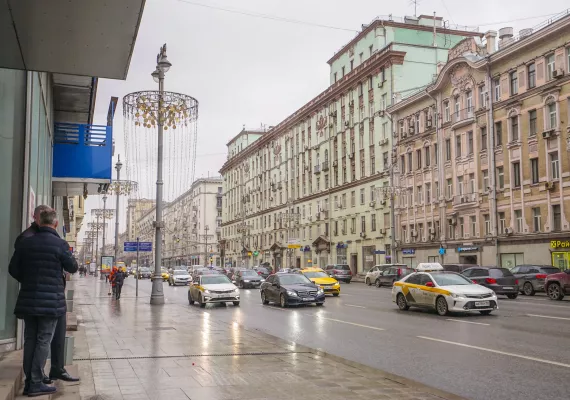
<box><xmin>324</xmin><ymin>149</ymin><xmax>329</xmax><ymax>162</ymax></box>
<box><xmin>544</xmin><ymin>96</ymin><xmax>558</xmax><ymax>131</ymax></box>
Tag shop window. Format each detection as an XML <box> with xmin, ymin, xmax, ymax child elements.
<box><xmin>500</xmin><ymin>253</ymin><xmax>524</xmax><ymax>269</ymax></box>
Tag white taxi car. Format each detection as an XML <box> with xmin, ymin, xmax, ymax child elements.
<box><xmin>188</xmin><ymin>274</ymin><xmax>240</xmax><ymax>308</ymax></box>
<box><xmin>392</xmin><ymin>263</ymin><xmax>498</xmax><ymax>316</ymax></box>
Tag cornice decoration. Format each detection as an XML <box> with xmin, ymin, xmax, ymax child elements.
<box><xmin>273</xmin><ymin>143</ymin><xmax>281</xmax><ymax>155</ymax></box>
<box><xmin>449</xmin><ymin>62</ymin><xmax>475</xmax><ymax>91</ymax></box>
<box><xmin>316</xmin><ymin>115</ymin><xmax>327</xmax><ymax>137</ymax></box>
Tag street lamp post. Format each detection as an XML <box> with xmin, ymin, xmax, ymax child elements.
<box><xmin>150</xmin><ymin>44</ymin><xmax>172</xmax><ymax>305</ymax></box>
<box><xmin>114</xmin><ymin>157</ymin><xmax>123</xmax><ymax>269</ymax></box>
<box><xmin>204</xmin><ymin>225</ymin><xmax>209</xmax><ymax>266</ymax></box>
<box><xmin>101</xmin><ymin>195</ymin><xmax>107</xmax><ymax>279</ymax></box>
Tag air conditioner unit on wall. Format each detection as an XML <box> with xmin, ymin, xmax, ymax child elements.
<box><xmin>553</xmin><ymin>68</ymin><xmax>564</xmax><ymax>78</ymax></box>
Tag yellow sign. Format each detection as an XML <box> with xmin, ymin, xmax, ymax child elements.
<box><xmin>288</xmin><ymin>244</ymin><xmax>301</xmax><ymax>249</ymax></box>
<box><xmin>551</xmin><ymin>240</ymin><xmax>570</xmax><ymax>248</ymax></box>
<box><xmin>247</xmin><ymin>252</ymin><xmax>252</xmax><ymax>256</ymax></box>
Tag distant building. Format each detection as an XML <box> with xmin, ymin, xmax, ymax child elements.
<box><xmin>126</xmin><ymin>198</ymin><xmax>155</xmax><ymax>241</ymax></box>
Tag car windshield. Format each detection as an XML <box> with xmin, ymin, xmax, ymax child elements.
<box><xmin>489</xmin><ymin>268</ymin><xmax>513</xmax><ymax>278</ymax></box>
<box><xmin>257</xmin><ymin>268</ymin><xmax>269</xmax><ymax>273</ymax></box>
<box><xmin>540</xmin><ymin>267</ymin><xmax>560</xmax><ymax>274</ymax></box>
<box><xmin>200</xmin><ymin>270</ymin><xmax>218</xmax><ymax>275</ymax></box>
<box><xmin>334</xmin><ymin>265</ymin><xmax>350</xmax><ymax>270</ymax></box>
<box><xmin>173</xmin><ymin>271</ymin><xmax>187</xmax><ymax>275</ymax></box>
<box><xmin>304</xmin><ymin>271</ymin><xmax>328</xmax><ymax>278</ymax></box>
<box><xmin>141</xmin><ymin>268</ymin><xmax>150</xmax><ymax>272</ymax></box>
<box><xmin>201</xmin><ymin>275</ymin><xmax>231</xmax><ymax>285</ymax></box>
<box><xmin>279</xmin><ymin>274</ymin><xmax>313</xmax><ymax>285</ymax></box>
<box><xmin>432</xmin><ymin>273</ymin><xmax>473</xmax><ymax>286</ymax></box>
<box><xmin>242</xmin><ymin>270</ymin><xmax>258</xmax><ymax>277</ymax></box>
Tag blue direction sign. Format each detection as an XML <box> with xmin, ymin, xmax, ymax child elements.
<box><xmin>124</xmin><ymin>242</ymin><xmax>153</xmax><ymax>252</ymax></box>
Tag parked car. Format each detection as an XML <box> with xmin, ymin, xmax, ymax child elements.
<box><xmin>375</xmin><ymin>265</ymin><xmax>415</xmax><ymax>287</ymax></box>
<box><xmin>443</xmin><ymin>264</ymin><xmax>478</xmax><ymax>273</ymax></box>
<box><xmin>234</xmin><ymin>269</ymin><xmax>264</xmax><ymax>289</ymax></box>
<box><xmin>324</xmin><ymin>264</ymin><xmax>352</xmax><ymax>283</ymax></box>
<box><xmin>544</xmin><ymin>269</ymin><xmax>570</xmax><ymax>300</ymax></box>
<box><xmin>253</xmin><ymin>266</ymin><xmax>271</xmax><ymax>279</ymax></box>
<box><xmin>462</xmin><ymin>267</ymin><xmax>519</xmax><ymax>299</ymax></box>
<box><xmin>510</xmin><ymin>265</ymin><xmax>561</xmax><ymax>296</ymax></box>
<box><xmin>365</xmin><ymin>264</ymin><xmax>406</xmax><ymax>286</ymax></box>
<box><xmin>260</xmin><ymin>273</ymin><xmax>325</xmax><ymax>307</ymax></box>
<box><xmin>168</xmin><ymin>269</ymin><xmax>192</xmax><ymax>286</ymax></box>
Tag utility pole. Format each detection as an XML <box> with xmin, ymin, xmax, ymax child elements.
<box><xmin>150</xmin><ymin>44</ymin><xmax>172</xmax><ymax>305</ymax></box>
<box><xmin>204</xmin><ymin>225</ymin><xmax>209</xmax><ymax>266</ymax></box>
<box><xmin>114</xmin><ymin>157</ymin><xmax>123</xmax><ymax>269</ymax></box>
<box><xmin>101</xmin><ymin>195</ymin><xmax>107</xmax><ymax>280</ymax></box>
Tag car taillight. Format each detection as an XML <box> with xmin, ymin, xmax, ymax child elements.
<box><xmin>514</xmin><ymin>279</ymin><xmax>518</xmax><ymax>285</ymax></box>
<box><xmin>397</xmin><ymin>268</ymin><xmax>402</xmax><ymax>276</ymax></box>
<box><xmin>348</xmin><ymin>270</ymin><xmax>352</xmax><ymax>275</ymax></box>
<box><xmin>536</xmin><ymin>274</ymin><xmax>547</xmax><ymax>279</ymax></box>
<box><xmin>472</xmin><ymin>279</ymin><xmax>478</xmax><ymax>284</ymax></box>
<box><xmin>257</xmin><ymin>271</ymin><xmax>262</xmax><ymax>275</ymax></box>
<box><xmin>333</xmin><ymin>269</ymin><xmax>339</xmax><ymax>274</ymax></box>
<box><xmin>485</xmin><ymin>278</ymin><xmax>497</xmax><ymax>284</ymax></box>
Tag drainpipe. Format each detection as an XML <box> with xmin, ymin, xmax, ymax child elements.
<box><xmin>486</xmin><ymin>61</ymin><xmax>500</xmax><ymax>267</ymax></box>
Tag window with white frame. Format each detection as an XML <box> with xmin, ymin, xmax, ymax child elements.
<box><xmin>498</xmin><ymin>212</ymin><xmax>506</xmax><ymax>234</ymax></box>
<box><xmin>425</xmin><ymin>183</ymin><xmax>431</xmax><ymax>204</ymax></box>
<box><xmin>446</xmin><ymin>178</ymin><xmax>453</xmax><ymax>198</ymax></box>
<box><xmin>470</xmin><ymin>216</ymin><xmax>476</xmax><ymax>237</ymax></box>
<box><xmin>484</xmin><ymin>214</ymin><xmax>491</xmax><ymax>235</ymax></box>
<box><xmin>546</xmin><ymin>54</ymin><xmax>555</xmax><ymax>80</ymax></box>
<box><xmin>457</xmin><ymin>176</ymin><xmax>464</xmax><ymax>195</ymax></box>
<box><xmin>454</xmin><ymin>96</ymin><xmax>460</xmax><ymax>119</ymax></box>
<box><xmin>479</xmin><ymin>84</ymin><xmax>487</xmax><ymax>108</ymax></box>
<box><xmin>493</xmin><ymin>78</ymin><xmax>500</xmax><ymax>101</ymax></box>
<box><xmin>550</xmin><ymin>152</ymin><xmax>560</xmax><ymax>179</ymax></box>
<box><xmin>444</xmin><ymin>101</ymin><xmax>450</xmax><ymax>122</ymax></box>
<box><xmin>510</xmin><ymin>114</ymin><xmax>519</xmax><ymax>142</ymax></box>
<box><xmin>515</xmin><ymin>209</ymin><xmax>523</xmax><ymax>233</ymax></box>
<box><xmin>417</xmin><ymin>185</ymin><xmax>423</xmax><ymax>204</ymax></box>
<box><xmin>532</xmin><ymin>207</ymin><xmax>541</xmax><ymax>232</ymax></box>
<box><xmin>482</xmin><ymin>170</ymin><xmax>489</xmax><ymax>192</ymax></box>
<box><xmin>547</xmin><ymin>102</ymin><xmax>557</xmax><ymax>130</ymax></box>
<box><xmin>459</xmin><ymin>217</ymin><xmax>465</xmax><ymax>238</ymax></box>
<box><xmin>466</xmin><ymin>90</ymin><xmax>473</xmax><ymax>113</ymax></box>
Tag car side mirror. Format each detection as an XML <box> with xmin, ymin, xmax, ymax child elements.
<box><xmin>425</xmin><ymin>282</ymin><xmax>434</xmax><ymax>287</ymax></box>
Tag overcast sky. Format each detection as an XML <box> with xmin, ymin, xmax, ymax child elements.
<box><xmin>81</xmin><ymin>0</ymin><xmax>569</xmax><ymax>247</ymax></box>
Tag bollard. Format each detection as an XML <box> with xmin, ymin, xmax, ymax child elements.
<box><xmin>66</xmin><ymin>289</ymin><xmax>74</xmax><ymax>301</ymax></box>
<box><xmin>64</xmin><ymin>335</ymin><xmax>74</xmax><ymax>366</ymax></box>
<box><xmin>66</xmin><ymin>299</ymin><xmax>74</xmax><ymax>313</ymax></box>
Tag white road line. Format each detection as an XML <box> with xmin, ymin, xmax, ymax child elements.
<box><xmin>417</xmin><ymin>336</ymin><xmax>570</xmax><ymax>368</ymax></box>
<box><xmin>526</xmin><ymin>314</ymin><xmax>570</xmax><ymax>321</ymax></box>
<box><xmin>446</xmin><ymin>319</ymin><xmax>490</xmax><ymax>326</ymax></box>
<box><xmin>344</xmin><ymin>304</ymin><xmax>366</xmax><ymax>308</ymax></box>
<box><xmin>315</xmin><ymin>316</ymin><xmax>385</xmax><ymax>331</ymax></box>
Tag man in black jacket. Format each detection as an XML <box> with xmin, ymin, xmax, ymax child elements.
<box><xmin>113</xmin><ymin>269</ymin><xmax>126</xmax><ymax>299</ymax></box>
<box><xmin>9</xmin><ymin>208</ymin><xmax>78</xmax><ymax>397</ymax></box>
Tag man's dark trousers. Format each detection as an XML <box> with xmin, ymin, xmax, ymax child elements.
<box><xmin>23</xmin><ymin>317</ymin><xmax>58</xmax><ymax>386</ymax></box>
<box><xmin>49</xmin><ymin>313</ymin><xmax>67</xmax><ymax>374</ymax></box>
<box><xmin>115</xmin><ymin>284</ymin><xmax>123</xmax><ymax>299</ymax></box>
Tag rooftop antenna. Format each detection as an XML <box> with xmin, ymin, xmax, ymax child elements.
<box><xmin>409</xmin><ymin>0</ymin><xmax>420</xmax><ymax>17</ymax></box>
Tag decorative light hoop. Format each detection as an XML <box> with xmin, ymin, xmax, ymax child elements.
<box><xmin>108</xmin><ymin>180</ymin><xmax>139</xmax><ymax>196</ymax></box>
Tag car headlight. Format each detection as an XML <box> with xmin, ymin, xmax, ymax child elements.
<box><xmin>286</xmin><ymin>290</ymin><xmax>298</xmax><ymax>297</ymax></box>
<box><xmin>317</xmin><ymin>288</ymin><xmax>324</xmax><ymax>295</ymax></box>
<box><xmin>203</xmin><ymin>289</ymin><xmax>211</xmax><ymax>294</ymax></box>
<box><xmin>451</xmin><ymin>293</ymin><xmax>466</xmax><ymax>299</ymax></box>
<box><xmin>244</xmin><ymin>280</ymin><xmax>250</xmax><ymax>282</ymax></box>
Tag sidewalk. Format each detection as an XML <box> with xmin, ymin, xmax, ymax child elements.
<box><xmin>69</xmin><ymin>277</ymin><xmax>465</xmax><ymax>400</ymax></box>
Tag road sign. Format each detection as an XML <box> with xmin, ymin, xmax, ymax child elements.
<box><xmin>439</xmin><ymin>247</ymin><xmax>446</xmax><ymax>255</ymax></box>
<box><xmin>124</xmin><ymin>241</ymin><xmax>153</xmax><ymax>252</ymax></box>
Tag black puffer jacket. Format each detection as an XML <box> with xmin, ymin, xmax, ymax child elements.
<box><xmin>9</xmin><ymin>227</ymin><xmax>78</xmax><ymax>318</ymax></box>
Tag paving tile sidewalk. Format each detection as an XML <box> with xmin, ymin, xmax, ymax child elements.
<box><xmin>70</xmin><ymin>278</ymin><xmax>465</xmax><ymax>400</ymax></box>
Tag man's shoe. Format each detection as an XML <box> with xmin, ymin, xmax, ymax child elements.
<box><xmin>50</xmin><ymin>369</ymin><xmax>80</xmax><ymax>382</ymax></box>
<box><xmin>23</xmin><ymin>382</ymin><xmax>30</xmax><ymax>395</ymax></box>
<box><xmin>27</xmin><ymin>383</ymin><xmax>56</xmax><ymax>397</ymax></box>
<box><xmin>42</xmin><ymin>376</ymin><xmax>52</xmax><ymax>384</ymax></box>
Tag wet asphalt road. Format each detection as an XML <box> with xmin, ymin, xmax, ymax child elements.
<box><xmin>122</xmin><ymin>277</ymin><xmax>570</xmax><ymax>400</ymax></box>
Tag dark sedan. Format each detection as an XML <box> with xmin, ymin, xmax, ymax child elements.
<box><xmin>260</xmin><ymin>273</ymin><xmax>325</xmax><ymax>307</ymax></box>
<box><xmin>137</xmin><ymin>267</ymin><xmax>152</xmax><ymax>279</ymax></box>
<box><xmin>235</xmin><ymin>269</ymin><xmax>264</xmax><ymax>289</ymax></box>
<box><xmin>462</xmin><ymin>267</ymin><xmax>519</xmax><ymax>299</ymax></box>
<box><xmin>511</xmin><ymin>265</ymin><xmax>561</xmax><ymax>296</ymax></box>
<box><xmin>253</xmin><ymin>266</ymin><xmax>271</xmax><ymax>279</ymax></box>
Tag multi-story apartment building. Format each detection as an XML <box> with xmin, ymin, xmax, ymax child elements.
<box><xmin>64</xmin><ymin>195</ymin><xmax>86</xmax><ymax>253</ymax></box>
<box><xmin>126</xmin><ymin>198</ymin><xmax>155</xmax><ymax>241</ymax></box>
<box><xmin>220</xmin><ymin>15</ymin><xmax>481</xmax><ymax>273</ymax></box>
<box><xmin>388</xmin><ymin>11</ymin><xmax>570</xmax><ymax>268</ymax></box>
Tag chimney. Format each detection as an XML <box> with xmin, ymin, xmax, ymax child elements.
<box><xmin>485</xmin><ymin>30</ymin><xmax>497</xmax><ymax>54</ymax></box>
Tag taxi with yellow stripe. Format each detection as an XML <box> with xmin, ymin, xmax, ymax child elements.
<box><xmin>299</xmin><ymin>268</ymin><xmax>341</xmax><ymax>296</ymax></box>
<box><xmin>392</xmin><ymin>263</ymin><xmax>498</xmax><ymax>316</ymax></box>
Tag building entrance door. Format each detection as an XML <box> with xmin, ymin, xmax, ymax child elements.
<box><xmin>350</xmin><ymin>253</ymin><xmax>358</xmax><ymax>275</ymax></box>
<box><xmin>552</xmin><ymin>252</ymin><xmax>570</xmax><ymax>270</ymax></box>
<box><xmin>459</xmin><ymin>255</ymin><xmax>478</xmax><ymax>264</ymax></box>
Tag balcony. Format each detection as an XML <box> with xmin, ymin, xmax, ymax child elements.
<box><xmin>321</xmin><ymin>161</ymin><xmax>330</xmax><ymax>171</ymax></box>
<box><xmin>452</xmin><ymin>193</ymin><xmax>478</xmax><ymax>208</ymax></box>
<box><xmin>52</xmin><ymin>123</ymin><xmax>113</xmax><ymax>196</ymax></box>
<box><xmin>314</xmin><ymin>165</ymin><xmax>321</xmax><ymax>174</ymax></box>
<box><xmin>451</xmin><ymin>107</ymin><xmax>475</xmax><ymax>129</ymax></box>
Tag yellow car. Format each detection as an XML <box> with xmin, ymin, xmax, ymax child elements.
<box><xmin>300</xmin><ymin>268</ymin><xmax>341</xmax><ymax>296</ymax></box>
<box><xmin>161</xmin><ymin>267</ymin><xmax>170</xmax><ymax>282</ymax></box>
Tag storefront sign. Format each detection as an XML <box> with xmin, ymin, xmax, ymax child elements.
<box><xmin>374</xmin><ymin>250</ymin><xmax>386</xmax><ymax>254</ymax></box>
<box><xmin>402</xmin><ymin>249</ymin><xmax>415</xmax><ymax>255</ymax></box>
<box><xmin>365</xmin><ymin>255</ymin><xmax>374</xmax><ymax>262</ymax></box>
<box><xmin>551</xmin><ymin>240</ymin><xmax>570</xmax><ymax>248</ymax></box>
<box><xmin>457</xmin><ymin>246</ymin><xmax>479</xmax><ymax>252</ymax></box>
<box><xmin>288</xmin><ymin>244</ymin><xmax>301</xmax><ymax>249</ymax></box>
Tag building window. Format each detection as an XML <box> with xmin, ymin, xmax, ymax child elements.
<box><xmin>455</xmin><ymin>134</ymin><xmax>462</xmax><ymax>158</ymax></box>
<box><xmin>371</xmin><ymin>214</ymin><xmax>376</xmax><ymax>231</ymax></box>
<box><xmin>445</xmin><ymin>139</ymin><xmax>451</xmax><ymax>161</ymax></box>
<box><xmin>400</xmin><ymin>155</ymin><xmax>406</xmax><ymax>174</ymax></box>
<box><xmin>550</xmin><ymin>152</ymin><xmax>559</xmax><ymax>179</ymax></box>
<box><xmin>515</xmin><ymin>210</ymin><xmax>523</xmax><ymax>233</ymax></box>
<box><xmin>531</xmin><ymin>158</ymin><xmax>539</xmax><ymax>184</ymax></box>
<box><xmin>408</xmin><ymin>153</ymin><xmax>412</xmax><ymax>172</ymax></box>
<box><xmin>467</xmin><ymin>131</ymin><xmax>474</xmax><ymax>155</ymax></box>
<box><xmin>546</xmin><ymin>54</ymin><xmax>555</xmax><ymax>80</ymax></box>
<box><xmin>495</xmin><ymin>122</ymin><xmax>503</xmax><ymax>146</ymax></box>
<box><xmin>466</xmin><ymin>90</ymin><xmax>473</xmax><ymax>112</ymax></box>
<box><xmin>360</xmin><ymin>188</ymin><xmax>365</xmax><ymax>204</ymax></box>
<box><xmin>481</xmin><ymin>127</ymin><xmax>487</xmax><ymax>150</ymax></box>
<box><xmin>459</xmin><ymin>217</ymin><xmax>465</xmax><ymax>238</ymax></box>
<box><xmin>417</xmin><ymin>185</ymin><xmax>423</xmax><ymax>204</ymax></box>
<box><xmin>547</xmin><ymin>102</ymin><xmax>557</xmax><ymax>130</ymax></box>
<box><xmin>510</xmin><ymin>115</ymin><xmax>519</xmax><ymax>142</ymax></box>
<box><xmin>425</xmin><ymin>183</ymin><xmax>431</xmax><ymax>204</ymax></box>
<box><xmin>513</xmin><ymin>162</ymin><xmax>521</xmax><ymax>188</ymax></box>
<box><xmin>457</xmin><ymin>176</ymin><xmax>464</xmax><ymax>195</ymax></box>
<box><xmin>484</xmin><ymin>214</ymin><xmax>491</xmax><ymax>235</ymax></box>
<box><xmin>493</xmin><ymin>77</ymin><xmax>500</xmax><ymax>101</ymax></box>
<box><xmin>552</xmin><ymin>204</ymin><xmax>561</xmax><ymax>231</ymax></box>
<box><xmin>454</xmin><ymin>97</ymin><xmax>460</xmax><ymax>119</ymax></box>
<box><xmin>425</xmin><ymin>147</ymin><xmax>430</xmax><ymax>167</ymax></box>
<box><xmin>361</xmin><ymin>216</ymin><xmax>366</xmax><ymax>233</ymax></box>
<box><xmin>444</xmin><ymin>101</ymin><xmax>450</xmax><ymax>122</ymax></box>
<box><xmin>434</xmin><ymin>143</ymin><xmax>438</xmax><ymax>164</ymax></box>
<box><xmin>334</xmin><ymin>72</ymin><xmax>337</xmax><ymax>83</ymax></box>
<box><xmin>497</xmin><ymin>167</ymin><xmax>504</xmax><ymax>189</ymax></box>
<box><xmin>529</xmin><ymin>110</ymin><xmax>537</xmax><ymax>136</ymax></box>
<box><xmin>370</xmin><ymin>185</ymin><xmax>375</xmax><ymax>202</ymax></box>
<box><xmin>351</xmin><ymin>191</ymin><xmax>356</xmax><ymax>207</ymax></box>
<box><xmin>568</xmin><ymin>46</ymin><xmax>570</xmax><ymax>73</ymax></box>
<box><xmin>369</xmin><ymin>44</ymin><xmax>373</xmax><ymax>56</ymax></box>
<box><xmin>342</xmin><ymin>66</ymin><xmax>345</xmax><ymax>77</ymax></box>
<box><xmin>528</xmin><ymin>63</ymin><xmax>536</xmax><ymax>88</ymax></box>
<box><xmin>470</xmin><ymin>216</ymin><xmax>476</xmax><ymax>237</ymax></box>
<box><xmin>446</xmin><ymin>178</ymin><xmax>453</xmax><ymax>198</ymax></box>
<box><xmin>532</xmin><ymin>207</ymin><xmax>541</xmax><ymax>232</ymax></box>
<box><xmin>482</xmin><ymin>170</ymin><xmax>489</xmax><ymax>191</ymax></box>
<box><xmin>510</xmin><ymin>71</ymin><xmax>518</xmax><ymax>95</ymax></box>
<box><xmin>498</xmin><ymin>212</ymin><xmax>506</xmax><ymax>234</ymax></box>
<box><xmin>448</xmin><ymin>222</ymin><xmax>455</xmax><ymax>239</ymax></box>
<box><xmin>350</xmin><ymin>59</ymin><xmax>354</xmax><ymax>71</ymax></box>
<box><xmin>416</xmin><ymin>149</ymin><xmax>422</xmax><ymax>169</ymax></box>
<box><xmin>479</xmin><ymin>84</ymin><xmax>487</xmax><ymax>108</ymax></box>
<box><xmin>383</xmin><ymin>152</ymin><xmax>389</xmax><ymax>170</ymax></box>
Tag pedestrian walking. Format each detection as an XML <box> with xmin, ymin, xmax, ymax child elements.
<box><xmin>114</xmin><ymin>269</ymin><xmax>126</xmax><ymax>299</ymax></box>
<box><xmin>9</xmin><ymin>208</ymin><xmax>79</xmax><ymax>396</ymax></box>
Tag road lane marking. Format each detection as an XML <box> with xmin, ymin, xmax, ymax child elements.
<box><xmin>344</xmin><ymin>304</ymin><xmax>366</xmax><ymax>308</ymax></box>
<box><xmin>526</xmin><ymin>314</ymin><xmax>570</xmax><ymax>321</ymax></box>
<box><xmin>314</xmin><ymin>316</ymin><xmax>384</xmax><ymax>331</ymax></box>
<box><xmin>417</xmin><ymin>336</ymin><xmax>570</xmax><ymax>368</ymax></box>
<box><xmin>446</xmin><ymin>319</ymin><xmax>490</xmax><ymax>326</ymax></box>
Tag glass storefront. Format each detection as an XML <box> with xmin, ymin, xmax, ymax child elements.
<box><xmin>551</xmin><ymin>252</ymin><xmax>570</xmax><ymax>270</ymax></box>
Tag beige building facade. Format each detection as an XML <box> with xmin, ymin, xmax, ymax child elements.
<box><xmin>388</xmin><ymin>13</ymin><xmax>570</xmax><ymax>269</ymax></box>
<box><xmin>64</xmin><ymin>195</ymin><xmax>85</xmax><ymax>254</ymax></box>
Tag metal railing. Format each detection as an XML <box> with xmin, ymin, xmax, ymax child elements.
<box><xmin>314</xmin><ymin>165</ymin><xmax>321</xmax><ymax>174</ymax></box>
<box><xmin>500</xmin><ymin>9</ymin><xmax>570</xmax><ymax>48</ymax></box>
<box><xmin>451</xmin><ymin>107</ymin><xmax>474</xmax><ymax>124</ymax></box>
<box><xmin>453</xmin><ymin>193</ymin><xmax>478</xmax><ymax>205</ymax></box>
<box><xmin>321</xmin><ymin>161</ymin><xmax>330</xmax><ymax>171</ymax></box>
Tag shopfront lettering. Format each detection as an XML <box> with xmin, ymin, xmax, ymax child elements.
<box><xmin>551</xmin><ymin>240</ymin><xmax>570</xmax><ymax>248</ymax></box>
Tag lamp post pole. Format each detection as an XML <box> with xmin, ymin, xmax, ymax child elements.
<box><xmin>114</xmin><ymin>157</ymin><xmax>123</xmax><ymax>270</ymax></box>
<box><xmin>95</xmin><ymin>214</ymin><xmax>100</xmax><ymax>277</ymax></box>
<box><xmin>150</xmin><ymin>44</ymin><xmax>172</xmax><ymax>305</ymax></box>
<box><xmin>101</xmin><ymin>195</ymin><xmax>107</xmax><ymax>280</ymax></box>
<box><xmin>204</xmin><ymin>225</ymin><xmax>209</xmax><ymax>266</ymax></box>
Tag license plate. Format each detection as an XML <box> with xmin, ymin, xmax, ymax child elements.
<box><xmin>475</xmin><ymin>301</ymin><xmax>490</xmax><ymax>307</ymax></box>
<box><xmin>502</xmin><ymin>287</ymin><xmax>513</xmax><ymax>290</ymax></box>
<box><xmin>302</xmin><ymin>297</ymin><xmax>314</xmax><ymax>301</ymax></box>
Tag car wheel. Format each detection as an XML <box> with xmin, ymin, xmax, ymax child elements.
<box><xmin>436</xmin><ymin>296</ymin><xmax>449</xmax><ymax>316</ymax></box>
<box><xmin>375</xmin><ymin>279</ymin><xmax>381</xmax><ymax>288</ymax></box>
<box><xmin>345</xmin><ymin>280</ymin><xmax>351</xmax><ymax>284</ymax></box>
<box><xmin>365</xmin><ymin>278</ymin><xmax>371</xmax><ymax>286</ymax></box>
<box><xmin>261</xmin><ymin>291</ymin><xmax>269</xmax><ymax>305</ymax></box>
<box><xmin>280</xmin><ymin>294</ymin><xmax>287</xmax><ymax>308</ymax></box>
<box><xmin>233</xmin><ymin>301</ymin><xmax>240</xmax><ymax>306</ymax></box>
<box><xmin>523</xmin><ymin>282</ymin><xmax>535</xmax><ymax>296</ymax></box>
<box><xmin>332</xmin><ymin>293</ymin><xmax>339</xmax><ymax>297</ymax></box>
<box><xmin>199</xmin><ymin>294</ymin><xmax>206</xmax><ymax>308</ymax></box>
<box><xmin>188</xmin><ymin>292</ymin><xmax>194</xmax><ymax>305</ymax></box>
<box><xmin>479</xmin><ymin>310</ymin><xmax>492</xmax><ymax>315</ymax></box>
<box><xmin>507</xmin><ymin>294</ymin><xmax>518</xmax><ymax>299</ymax></box>
<box><xmin>547</xmin><ymin>283</ymin><xmax>565</xmax><ymax>301</ymax></box>
<box><xmin>316</xmin><ymin>302</ymin><xmax>324</xmax><ymax>306</ymax></box>
<box><xmin>239</xmin><ymin>281</ymin><xmax>244</xmax><ymax>289</ymax></box>
<box><xmin>396</xmin><ymin>293</ymin><xmax>409</xmax><ymax>311</ymax></box>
